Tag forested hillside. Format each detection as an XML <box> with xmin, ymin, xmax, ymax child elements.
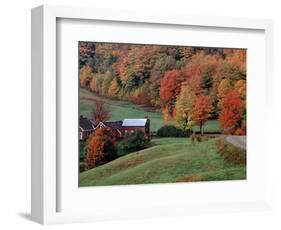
<box><xmin>79</xmin><ymin>42</ymin><xmax>246</xmax><ymax>134</ymax></box>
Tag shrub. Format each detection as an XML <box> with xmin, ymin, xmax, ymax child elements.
<box><xmin>191</xmin><ymin>134</ymin><xmax>196</xmax><ymax>143</ymax></box>
<box><xmin>156</xmin><ymin>125</ymin><xmax>191</xmax><ymax>137</ymax></box>
<box><xmin>196</xmin><ymin>135</ymin><xmax>202</xmax><ymax>142</ymax></box>
<box><xmin>215</xmin><ymin>137</ymin><xmax>246</xmax><ymax>164</ymax></box>
<box><xmin>119</xmin><ymin>130</ymin><xmax>150</xmax><ymax>153</ymax></box>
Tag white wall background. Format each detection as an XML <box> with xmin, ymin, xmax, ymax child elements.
<box><xmin>0</xmin><ymin>0</ymin><xmax>280</xmax><ymax>229</ymax></box>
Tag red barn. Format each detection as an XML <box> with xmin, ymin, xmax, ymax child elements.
<box><xmin>94</xmin><ymin>118</ymin><xmax>150</xmax><ymax>139</ymax></box>
<box><xmin>95</xmin><ymin>121</ymin><xmax>123</xmax><ymax>140</ymax></box>
<box><xmin>79</xmin><ymin>115</ymin><xmax>95</xmax><ymax>141</ymax></box>
<box><xmin>121</xmin><ymin>118</ymin><xmax>150</xmax><ymax>137</ymax></box>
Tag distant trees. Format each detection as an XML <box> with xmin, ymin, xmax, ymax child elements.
<box><xmin>80</xmin><ymin>65</ymin><xmax>94</xmax><ymax>88</ymax></box>
<box><xmin>201</xmin><ymin>67</ymin><xmax>213</xmax><ymax>94</ymax></box>
<box><xmin>160</xmin><ymin>69</ymin><xmax>184</xmax><ymax>123</ymax></box>
<box><xmin>86</xmin><ymin>128</ymin><xmax>117</xmax><ymax>169</ymax></box>
<box><xmin>92</xmin><ymin>100</ymin><xmax>109</xmax><ymax>123</ymax></box>
<box><xmin>79</xmin><ymin>43</ymin><xmax>247</xmax><ymax>135</ymax></box>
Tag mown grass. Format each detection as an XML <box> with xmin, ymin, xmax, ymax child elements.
<box><xmin>80</xmin><ymin>137</ymin><xmax>246</xmax><ymax>186</ymax></box>
<box><xmin>79</xmin><ymin>88</ymin><xmax>220</xmax><ymax>132</ymax></box>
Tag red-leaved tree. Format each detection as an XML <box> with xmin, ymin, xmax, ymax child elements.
<box><xmin>160</xmin><ymin>69</ymin><xmax>184</xmax><ymax>120</ymax></box>
<box><xmin>219</xmin><ymin>90</ymin><xmax>243</xmax><ymax>134</ymax></box>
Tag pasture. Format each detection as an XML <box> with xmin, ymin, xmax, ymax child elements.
<box><xmin>80</xmin><ymin>137</ymin><xmax>246</xmax><ymax>186</ymax></box>
<box><xmin>80</xmin><ymin>88</ymin><xmax>220</xmax><ymax>133</ymax></box>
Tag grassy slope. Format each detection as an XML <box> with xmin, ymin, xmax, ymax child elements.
<box><xmin>80</xmin><ymin>88</ymin><xmax>164</xmax><ymax>132</ymax></box>
<box><xmin>80</xmin><ymin>88</ymin><xmax>220</xmax><ymax>132</ymax></box>
<box><xmin>80</xmin><ymin>137</ymin><xmax>246</xmax><ymax>186</ymax></box>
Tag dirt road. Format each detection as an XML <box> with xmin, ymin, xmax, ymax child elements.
<box><xmin>226</xmin><ymin>136</ymin><xmax>246</xmax><ymax>150</ymax></box>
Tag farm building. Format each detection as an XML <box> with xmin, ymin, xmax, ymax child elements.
<box><xmin>121</xmin><ymin>118</ymin><xmax>150</xmax><ymax>137</ymax></box>
<box><xmin>95</xmin><ymin>120</ymin><xmax>123</xmax><ymax>139</ymax></box>
<box><xmin>94</xmin><ymin>118</ymin><xmax>150</xmax><ymax>139</ymax></box>
<box><xmin>79</xmin><ymin>115</ymin><xmax>95</xmax><ymax>141</ymax></box>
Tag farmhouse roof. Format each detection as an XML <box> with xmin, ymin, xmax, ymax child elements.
<box><xmin>104</xmin><ymin>120</ymin><xmax>123</xmax><ymax>129</ymax></box>
<box><xmin>122</xmin><ymin>118</ymin><xmax>147</xmax><ymax>127</ymax></box>
<box><xmin>80</xmin><ymin>116</ymin><xmax>94</xmax><ymax>130</ymax></box>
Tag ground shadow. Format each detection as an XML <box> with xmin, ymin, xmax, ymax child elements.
<box><xmin>18</xmin><ymin>212</ymin><xmax>32</xmax><ymax>221</ymax></box>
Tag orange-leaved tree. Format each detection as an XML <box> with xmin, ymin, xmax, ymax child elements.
<box><xmin>79</xmin><ymin>65</ymin><xmax>94</xmax><ymax>88</ymax></box>
<box><xmin>193</xmin><ymin>95</ymin><xmax>213</xmax><ymax>135</ymax></box>
<box><xmin>160</xmin><ymin>69</ymin><xmax>184</xmax><ymax>122</ymax></box>
<box><xmin>219</xmin><ymin>90</ymin><xmax>243</xmax><ymax>134</ymax></box>
<box><xmin>162</xmin><ymin>106</ymin><xmax>170</xmax><ymax>125</ymax></box>
<box><xmin>86</xmin><ymin>127</ymin><xmax>117</xmax><ymax>169</ymax></box>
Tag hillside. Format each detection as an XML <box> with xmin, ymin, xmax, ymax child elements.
<box><xmin>80</xmin><ymin>137</ymin><xmax>246</xmax><ymax>186</ymax></box>
<box><xmin>80</xmin><ymin>88</ymin><xmax>220</xmax><ymax>133</ymax></box>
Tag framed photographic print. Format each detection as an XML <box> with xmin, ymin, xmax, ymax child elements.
<box><xmin>31</xmin><ymin>5</ymin><xmax>274</xmax><ymax>225</ymax></box>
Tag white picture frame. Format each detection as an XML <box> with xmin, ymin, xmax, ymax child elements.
<box><xmin>31</xmin><ymin>5</ymin><xmax>274</xmax><ymax>225</ymax></box>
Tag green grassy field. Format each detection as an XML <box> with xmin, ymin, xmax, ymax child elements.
<box><xmin>80</xmin><ymin>88</ymin><xmax>165</xmax><ymax>132</ymax></box>
<box><xmin>80</xmin><ymin>88</ymin><xmax>220</xmax><ymax>132</ymax></box>
<box><xmin>80</xmin><ymin>137</ymin><xmax>246</xmax><ymax>186</ymax></box>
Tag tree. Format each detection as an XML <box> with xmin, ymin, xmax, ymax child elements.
<box><xmin>219</xmin><ymin>90</ymin><xmax>243</xmax><ymax>133</ymax></box>
<box><xmin>193</xmin><ymin>95</ymin><xmax>213</xmax><ymax>135</ymax></box>
<box><xmin>215</xmin><ymin>49</ymin><xmax>246</xmax><ymax>85</ymax></box>
<box><xmin>86</xmin><ymin>127</ymin><xmax>117</xmax><ymax>168</ymax></box>
<box><xmin>79</xmin><ymin>42</ymin><xmax>96</xmax><ymax>69</ymax></box>
<box><xmin>79</xmin><ymin>65</ymin><xmax>94</xmax><ymax>87</ymax></box>
<box><xmin>149</xmin><ymin>54</ymin><xmax>177</xmax><ymax>106</ymax></box>
<box><xmin>234</xmin><ymin>80</ymin><xmax>246</xmax><ymax>100</ymax></box>
<box><xmin>217</xmin><ymin>79</ymin><xmax>232</xmax><ymax>108</ymax></box>
<box><xmin>101</xmin><ymin>71</ymin><xmax>114</xmax><ymax>95</ymax></box>
<box><xmin>162</xmin><ymin>106</ymin><xmax>170</xmax><ymax>125</ymax></box>
<box><xmin>182</xmin><ymin>52</ymin><xmax>219</xmax><ymax>96</ymax></box>
<box><xmin>218</xmin><ymin>79</ymin><xmax>232</xmax><ymax>98</ymax></box>
<box><xmin>201</xmin><ymin>67</ymin><xmax>213</xmax><ymax>94</ymax></box>
<box><xmin>108</xmin><ymin>78</ymin><xmax>120</xmax><ymax>97</ymax></box>
<box><xmin>174</xmin><ymin>84</ymin><xmax>195</xmax><ymax>132</ymax></box>
<box><xmin>92</xmin><ymin>100</ymin><xmax>109</xmax><ymax>123</ymax></box>
<box><xmin>160</xmin><ymin>69</ymin><xmax>184</xmax><ymax>117</ymax></box>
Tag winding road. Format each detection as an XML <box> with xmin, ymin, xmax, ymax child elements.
<box><xmin>226</xmin><ymin>135</ymin><xmax>246</xmax><ymax>150</ymax></box>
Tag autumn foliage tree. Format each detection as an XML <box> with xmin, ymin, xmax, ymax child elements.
<box><xmin>219</xmin><ymin>90</ymin><xmax>243</xmax><ymax>134</ymax></box>
<box><xmin>193</xmin><ymin>95</ymin><xmax>213</xmax><ymax>135</ymax></box>
<box><xmin>162</xmin><ymin>106</ymin><xmax>170</xmax><ymax>125</ymax></box>
<box><xmin>92</xmin><ymin>100</ymin><xmax>109</xmax><ymax>123</ymax></box>
<box><xmin>175</xmin><ymin>84</ymin><xmax>195</xmax><ymax>132</ymax></box>
<box><xmin>160</xmin><ymin>69</ymin><xmax>184</xmax><ymax>120</ymax></box>
<box><xmin>79</xmin><ymin>65</ymin><xmax>94</xmax><ymax>88</ymax></box>
<box><xmin>79</xmin><ymin>42</ymin><xmax>247</xmax><ymax>136</ymax></box>
<box><xmin>86</xmin><ymin>127</ymin><xmax>117</xmax><ymax>169</ymax></box>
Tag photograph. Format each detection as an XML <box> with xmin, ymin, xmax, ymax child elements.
<box><xmin>78</xmin><ymin>42</ymin><xmax>247</xmax><ymax>186</ymax></box>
